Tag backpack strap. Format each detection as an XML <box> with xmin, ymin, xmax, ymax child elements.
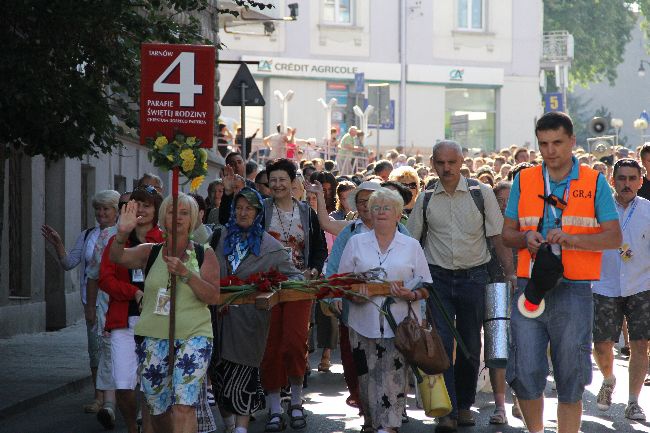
<box><xmin>466</xmin><ymin>178</ymin><xmax>487</xmax><ymax>240</ymax></box>
<box><xmin>420</xmin><ymin>187</ymin><xmax>435</xmax><ymax>247</ymax></box>
<box><xmin>208</xmin><ymin>227</ymin><xmax>223</xmax><ymax>252</ymax></box>
<box><xmin>83</xmin><ymin>228</ymin><xmax>93</xmax><ymax>242</ymax></box>
<box><xmin>144</xmin><ymin>243</ymin><xmax>163</xmax><ymax>277</ymax></box>
<box><xmin>194</xmin><ymin>242</ymin><xmax>205</xmax><ymax>268</ymax></box>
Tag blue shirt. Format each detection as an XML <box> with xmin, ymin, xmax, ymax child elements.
<box><xmin>505</xmin><ymin>157</ymin><xmax>618</xmax><ymax>282</ymax></box>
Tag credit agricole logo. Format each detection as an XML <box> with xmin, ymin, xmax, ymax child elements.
<box><xmin>258</xmin><ymin>60</ymin><xmax>273</xmax><ymax>72</ymax></box>
<box><xmin>449</xmin><ymin>68</ymin><xmax>464</xmax><ymax>81</ymax></box>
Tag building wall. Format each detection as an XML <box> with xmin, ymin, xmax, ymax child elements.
<box><xmin>217</xmin><ymin>0</ymin><xmax>543</xmax><ymax>153</ymax></box>
<box><xmin>0</xmin><ymin>141</ymin><xmax>224</xmax><ymax>337</ymax></box>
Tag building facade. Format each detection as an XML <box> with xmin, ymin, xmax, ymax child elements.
<box><xmin>218</xmin><ymin>0</ymin><xmax>544</xmax><ymax>154</ymax></box>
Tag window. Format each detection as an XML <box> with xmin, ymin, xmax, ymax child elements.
<box><xmin>457</xmin><ymin>0</ymin><xmax>484</xmax><ymax>30</ymax></box>
<box><xmin>445</xmin><ymin>88</ymin><xmax>496</xmax><ymax>152</ymax></box>
<box><xmin>323</xmin><ymin>0</ymin><xmax>353</xmax><ymax>25</ymax></box>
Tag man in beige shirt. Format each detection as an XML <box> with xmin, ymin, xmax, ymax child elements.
<box><xmin>407</xmin><ymin>140</ymin><xmax>515</xmax><ymax>433</ymax></box>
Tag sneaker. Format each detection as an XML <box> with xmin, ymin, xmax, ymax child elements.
<box><xmin>97</xmin><ymin>406</ymin><xmax>116</xmax><ymax>430</ymax></box>
<box><xmin>207</xmin><ymin>386</ymin><xmax>216</xmax><ymax>407</ymax></box>
<box><xmin>625</xmin><ymin>402</ymin><xmax>646</xmax><ymax>421</ymax></box>
<box><xmin>596</xmin><ymin>381</ymin><xmax>615</xmax><ymax>411</ymax></box>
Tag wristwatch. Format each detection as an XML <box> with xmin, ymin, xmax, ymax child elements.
<box><xmin>179</xmin><ymin>272</ymin><xmax>191</xmax><ymax>284</ymax></box>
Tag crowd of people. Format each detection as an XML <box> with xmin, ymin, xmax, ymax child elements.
<box><xmin>42</xmin><ymin>111</ymin><xmax>650</xmax><ymax>433</ymax></box>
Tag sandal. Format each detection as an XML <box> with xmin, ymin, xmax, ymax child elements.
<box><xmin>644</xmin><ymin>375</ymin><xmax>650</xmax><ymax>386</ymax></box>
<box><xmin>83</xmin><ymin>399</ymin><xmax>102</xmax><ymax>413</ymax></box>
<box><xmin>489</xmin><ymin>407</ymin><xmax>508</xmax><ymax>425</ymax></box>
<box><xmin>264</xmin><ymin>413</ymin><xmax>286</xmax><ymax>432</ymax></box>
<box><xmin>317</xmin><ymin>360</ymin><xmax>331</xmax><ymax>372</ymax></box>
<box><xmin>289</xmin><ymin>404</ymin><xmax>307</xmax><ymax>430</ymax></box>
<box><xmin>346</xmin><ymin>395</ymin><xmax>359</xmax><ymax>408</ymax></box>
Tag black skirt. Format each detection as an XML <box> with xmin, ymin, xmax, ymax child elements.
<box><xmin>213</xmin><ymin>359</ymin><xmax>266</xmax><ymax>415</ymax></box>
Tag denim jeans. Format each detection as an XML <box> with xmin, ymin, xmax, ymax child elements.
<box><xmin>506</xmin><ymin>279</ymin><xmax>593</xmax><ymax>403</ymax></box>
<box><xmin>426</xmin><ymin>264</ymin><xmax>488</xmax><ymax>419</ymax></box>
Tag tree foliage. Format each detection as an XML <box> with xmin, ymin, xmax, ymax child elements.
<box><xmin>544</xmin><ymin>0</ymin><xmax>636</xmax><ymax>87</ymax></box>
<box><xmin>1</xmin><ymin>0</ymin><xmax>271</xmax><ymax>161</ymax></box>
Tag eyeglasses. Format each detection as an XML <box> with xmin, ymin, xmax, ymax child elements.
<box><xmin>371</xmin><ymin>205</ymin><xmax>394</xmax><ymax>213</ymax></box>
<box><xmin>356</xmin><ymin>199</ymin><xmax>370</xmax><ymax>207</ymax></box>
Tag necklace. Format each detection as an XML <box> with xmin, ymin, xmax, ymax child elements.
<box><xmin>377</xmin><ymin>248</ymin><xmax>392</xmax><ymax>268</ymax></box>
<box><xmin>273</xmin><ymin>201</ymin><xmax>296</xmax><ymax>244</ymax></box>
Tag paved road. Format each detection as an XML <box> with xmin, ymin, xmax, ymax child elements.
<box><xmin>1</xmin><ymin>349</ymin><xmax>649</xmax><ymax>433</ymax></box>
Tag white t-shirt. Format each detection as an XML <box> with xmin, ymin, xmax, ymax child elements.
<box><xmin>338</xmin><ymin>230</ymin><xmax>432</xmax><ymax>338</ymax></box>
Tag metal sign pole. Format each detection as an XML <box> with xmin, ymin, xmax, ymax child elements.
<box><xmin>240</xmin><ymin>82</ymin><xmax>248</xmax><ymax>159</ymax></box>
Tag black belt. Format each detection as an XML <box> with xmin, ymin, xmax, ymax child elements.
<box><xmin>429</xmin><ymin>264</ymin><xmax>486</xmax><ymax>279</ymax></box>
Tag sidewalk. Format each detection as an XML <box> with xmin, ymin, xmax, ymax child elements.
<box><xmin>0</xmin><ymin>320</ymin><xmax>91</xmax><ymax>420</ymax></box>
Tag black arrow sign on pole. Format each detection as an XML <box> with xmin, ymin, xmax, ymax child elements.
<box><xmin>221</xmin><ymin>63</ymin><xmax>265</xmax><ymax>160</ymax></box>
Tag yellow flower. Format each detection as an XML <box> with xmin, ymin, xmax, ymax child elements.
<box><xmin>154</xmin><ymin>136</ymin><xmax>168</xmax><ymax>150</ymax></box>
<box><xmin>180</xmin><ymin>148</ymin><xmax>196</xmax><ymax>172</ymax></box>
<box><xmin>166</xmin><ymin>154</ymin><xmax>175</xmax><ymax>162</ymax></box>
<box><xmin>186</xmin><ymin>136</ymin><xmax>197</xmax><ymax>146</ymax></box>
<box><xmin>202</xmin><ymin>161</ymin><xmax>208</xmax><ymax>171</ymax></box>
<box><xmin>190</xmin><ymin>175</ymin><xmax>205</xmax><ymax>192</ymax></box>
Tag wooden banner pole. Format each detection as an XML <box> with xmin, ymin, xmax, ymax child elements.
<box><xmin>168</xmin><ymin>167</ymin><xmax>179</xmax><ymax>375</ymax></box>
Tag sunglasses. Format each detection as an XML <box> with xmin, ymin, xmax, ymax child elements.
<box><xmin>136</xmin><ymin>185</ymin><xmax>158</xmax><ymax>195</ymax></box>
<box><xmin>403</xmin><ymin>182</ymin><xmax>418</xmax><ymax>190</ymax></box>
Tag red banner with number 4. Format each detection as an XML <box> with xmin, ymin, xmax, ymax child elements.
<box><xmin>140</xmin><ymin>43</ymin><xmax>215</xmax><ymax>148</ymax></box>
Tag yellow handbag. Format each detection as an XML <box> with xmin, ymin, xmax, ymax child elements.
<box><xmin>418</xmin><ymin>371</ymin><xmax>452</xmax><ymax>418</ymax></box>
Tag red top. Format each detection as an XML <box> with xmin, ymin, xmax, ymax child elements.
<box><xmin>99</xmin><ymin>226</ymin><xmax>164</xmax><ymax>331</ymax></box>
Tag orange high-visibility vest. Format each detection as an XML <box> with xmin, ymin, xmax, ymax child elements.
<box><xmin>517</xmin><ymin>164</ymin><xmax>603</xmax><ymax>280</ymax></box>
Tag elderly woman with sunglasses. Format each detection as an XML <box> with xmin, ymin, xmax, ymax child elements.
<box><xmin>338</xmin><ymin>188</ymin><xmax>432</xmax><ymax>433</ymax></box>
<box><xmin>209</xmin><ymin>187</ymin><xmax>303</xmax><ymax>433</ymax></box>
<box><xmin>108</xmin><ymin>192</ymin><xmax>220</xmax><ymax>433</ymax></box>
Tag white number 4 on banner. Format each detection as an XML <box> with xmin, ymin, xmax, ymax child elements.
<box><xmin>153</xmin><ymin>52</ymin><xmax>203</xmax><ymax>107</ymax></box>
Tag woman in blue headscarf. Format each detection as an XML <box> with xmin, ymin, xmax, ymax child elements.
<box><xmin>209</xmin><ymin>187</ymin><xmax>303</xmax><ymax>433</ymax></box>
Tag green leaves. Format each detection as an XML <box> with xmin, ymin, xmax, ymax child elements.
<box><xmin>1</xmin><ymin>0</ymin><xmax>214</xmax><ymax>161</ymax></box>
<box><xmin>544</xmin><ymin>0</ymin><xmax>636</xmax><ymax>87</ymax></box>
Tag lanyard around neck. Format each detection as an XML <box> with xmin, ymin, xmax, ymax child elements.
<box><xmin>620</xmin><ymin>197</ymin><xmax>638</xmax><ymax>232</ymax></box>
<box><xmin>543</xmin><ymin>163</ymin><xmax>573</xmax><ymax>223</ymax></box>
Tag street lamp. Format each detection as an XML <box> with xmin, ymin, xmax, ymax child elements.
<box><xmin>317</xmin><ymin>97</ymin><xmax>337</xmax><ymax>159</ymax></box>
<box><xmin>611</xmin><ymin>118</ymin><xmax>623</xmax><ymax>146</ymax></box>
<box><xmin>274</xmin><ymin>89</ymin><xmax>294</xmax><ymax>132</ymax></box>
<box><xmin>637</xmin><ymin>60</ymin><xmax>650</xmax><ymax>77</ymax></box>
<box><xmin>353</xmin><ymin>104</ymin><xmax>375</xmax><ymax>136</ymax></box>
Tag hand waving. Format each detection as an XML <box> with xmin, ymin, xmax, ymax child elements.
<box><xmin>303</xmin><ymin>179</ymin><xmax>324</xmax><ymax>197</ymax></box>
<box><xmin>223</xmin><ymin>165</ymin><xmax>236</xmax><ymax>195</ymax></box>
<box><xmin>117</xmin><ymin>200</ymin><xmax>138</xmax><ymax>235</ymax></box>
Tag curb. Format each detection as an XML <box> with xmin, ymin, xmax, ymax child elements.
<box><xmin>0</xmin><ymin>376</ymin><xmax>92</xmax><ymax>421</ymax></box>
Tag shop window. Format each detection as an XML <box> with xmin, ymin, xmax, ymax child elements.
<box><xmin>322</xmin><ymin>0</ymin><xmax>354</xmax><ymax>25</ymax></box>
<box><xmin>445</xmin><ymin>88</ymin><xmax>496</xmax><ymax>152</ymax></box>
<box><xmin>457</xmin><ymin>0</ymin><xmax>484</xmax><ymax>31</ymax></box>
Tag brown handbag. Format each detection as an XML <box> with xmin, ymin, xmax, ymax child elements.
<box><xmin>393</xmin><ymin>303</ymin><xmax>450</xmax><ymax>375</ymax></box>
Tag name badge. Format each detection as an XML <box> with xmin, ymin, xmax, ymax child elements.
<box><xmin>132</xmin><ymin>268</ymin><xmax>144</xmax><ymax>283</ymax></box>
<box><xmin>154</xmin><ymin>288</ymin><xmax>170</xmax><ymax>316</ymax></box>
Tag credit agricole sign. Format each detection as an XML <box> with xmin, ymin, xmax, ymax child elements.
<box><xmin>241</xmin><ymin>56</ymin><xmax>400</xmax><ymax>81</ymax></box>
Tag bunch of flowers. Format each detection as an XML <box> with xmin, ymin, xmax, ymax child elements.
<box><xmin>633</xmin><ymin>118</ymin><xmax>648</xmax><ymax>130</ymax></box>
<box><xmin>146</xmin><ymin>132</ymin><xmax>208</xmax><ymax>192</ymax></box>
<box><xmin>219</xmin><ymin>268</ymin><xmax>388</xmax><ymax>309</ymax></box>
